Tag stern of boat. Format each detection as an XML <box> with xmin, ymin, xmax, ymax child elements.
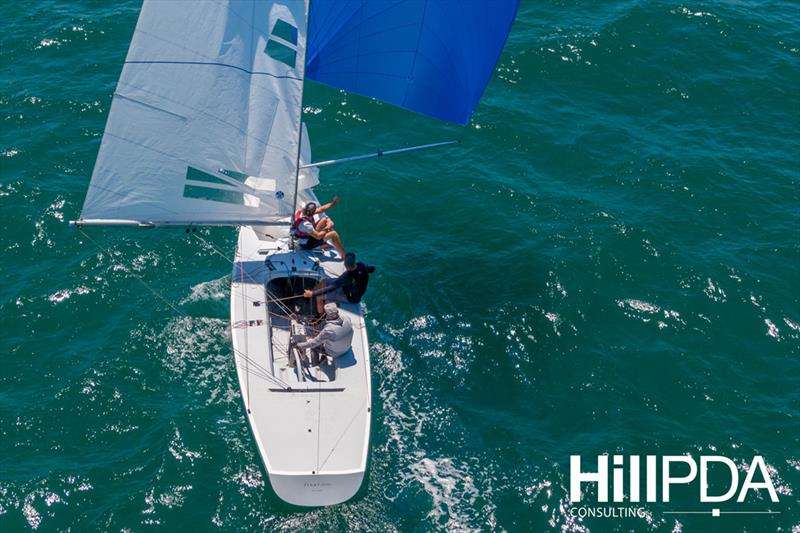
<box><xmin>269</xmin><ymin>470</ymin><xmax>365</xmax><ymax>507</ymax></box>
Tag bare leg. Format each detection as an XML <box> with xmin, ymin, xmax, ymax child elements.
<box><xmin>323</xmin><ymin>230</ymin><xmax>346</xmax><ymax>259</ymax></box>
<box><xmin>314</xmin><ymin>218</ymin><xmax>330</xmax><ymax>232</ymax></box>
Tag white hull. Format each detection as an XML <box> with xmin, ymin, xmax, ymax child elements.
<box><xmin>268</xmin><ymin>471</ymin><xmax>366</xmax><ymax>507</ymax></box>
<box><xmin>230</xmin><ymin>222</ymin><xmax>371</xmax><ymax>507</ymax></box>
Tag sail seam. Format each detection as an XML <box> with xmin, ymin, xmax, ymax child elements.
<box><xmin>308</xmin><ymin>0</ymin><xmax>405</xmax><ymax>67</ymax></box>
<box><xmin>111</xmin><ymin>85</ymin><xmax>298</xmax><ymax>160</ymax></box>
<box><xmin>402</xmin><ymin>0</ymin><xmax>429</xmax><ymax>107</ymax></box>
<box><xmin>124</xmin><ymin>60</ymin><xmax>302</xmax><ymax>80</ymax></box>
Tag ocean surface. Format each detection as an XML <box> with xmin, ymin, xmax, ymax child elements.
<box><xmin>1</xmin><ymin>1</ymin><xmax>798</xmax><ymax>531</ymax></box>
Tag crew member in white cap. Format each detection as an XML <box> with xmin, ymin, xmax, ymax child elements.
<box><xmin>297</xmin><ymin>303</ymin><xmax>354</xmax><ymax>362</ymax></box>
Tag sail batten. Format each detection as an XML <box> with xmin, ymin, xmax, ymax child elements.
<box><xmin>80</xmin><ymin>0</ymin><xmax>308</xmax><ymax>225</ymax></box>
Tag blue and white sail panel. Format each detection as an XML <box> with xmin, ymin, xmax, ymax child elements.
<box><xmin>81</xmin><ymin>0</ymin><xmax>308</xmax><ymax>225</ymax></box>
<box><xmin>306</xmin><ymin>0</ymin><xmax>519</xmax><ymax>125</ymax></box>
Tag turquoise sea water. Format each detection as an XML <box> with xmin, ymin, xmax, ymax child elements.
<box><xmin>1</xmin><ymin>1</ymin><xmax>799</xmax><ymax>531</ymax></box>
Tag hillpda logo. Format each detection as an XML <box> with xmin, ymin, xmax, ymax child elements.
<box><xmin>568</xmin><ymin>454</ymin><xmax>780</xmax><ymax>519</ymax></box>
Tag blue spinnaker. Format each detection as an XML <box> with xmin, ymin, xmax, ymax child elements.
<box><xmin>306</xmin><ymin>0</ymin><xmax>519</xmax><ymax>125</ymax></box>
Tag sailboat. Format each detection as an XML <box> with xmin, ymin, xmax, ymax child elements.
<box><xmin>72</xmin><ymin>0</ymin><xmax>518</xmax><ymax>507</ymax></box>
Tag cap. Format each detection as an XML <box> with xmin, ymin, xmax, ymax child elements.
<box><xmin>324</xmin><ymin>303</ymin><xmax>340</xmax><ymax>318</ymax></box>
<box><xmin>344</xmin><ymin>252</ymin><xmax>356</xmax><ymax>268</ymax></box>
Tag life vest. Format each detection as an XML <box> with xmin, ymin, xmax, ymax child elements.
<box><xmin>291</xmin><ymin>210</ymin><xmax>314</xmax><ymax>239</ymax></box>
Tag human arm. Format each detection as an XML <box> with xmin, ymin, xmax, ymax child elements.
<box><xmin>302</xmin><ymin>274</ymin><xmax>347</xmax><ymax>299</ymax></box>
<box><xmin>297</xmin><ymin>327</ymin><xmax>332</xmax><ymax>350</ymax></box>
<box><xmin>310</xmin><ymin>274</ymin><xmax>347</xmax><ymax>297</ymax></box>
<box><xmin>314</xmin><ymin>195</ymin><xmax>339</xmax><ymax>215</ymax></box>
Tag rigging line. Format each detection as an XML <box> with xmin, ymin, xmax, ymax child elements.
<box><xmin>268</xmin><ymin>312</ymin><xmax>317</xmax><ymax>329</ymax></box>
<box><xmin>191</xmin><ymin>232</ymin><xmax>294</xmax><ymax>315</ymax></box>
<box><xmin>232</xmin><ymin>345</ymin><xmax>290</xmax><ymax>389</ymax></box>
<box><xmin>265</xmin><ymin>294</ymin><xmax>305</xmax><ymax>302</ymax></box>
<box><xmin>235</xmin><ymin>365</ymin><xmax>285</xmax><ymax>386</ymax></box>
<box><xmin>231</xmin><ymin>345</ymin><xmax>270</xmax><ymax>376</ymax></box>
<box><xmin>269</xmin><ymin>312</ymin><xmax>299</xmax><ymax>323</ymax></box>
<box><xmin>231</xmin><ymin>331</ymin><xmax>293</xmax><ymax>389</ymax></box>
<box><xmin>318</xmin><ymin>400</ymin><xmax>368</xmax><ymax>471</ymax></box>
<box><xmin>264</xmin><ymin>276</ymin><xmax>302</xmax><ymax>317</ymax></box>
<box><xmin>192</xmin><ymin>231</ymin><xmax>230</xmax><ymax>258</ymax></box>
<box><xmin>193</xmin><ymin>231</ymin><xmax>267</xmax><ymax>289</ymax></box>
<box><xmin>190</xmin><ymin>231</ymin><xmax>271</xmax><ymax>308</ymax></box>
<box><xmin>231</xmin><ymin>349</ymin><xmax>275</xmax><ymax>378</ymax></box>
<box><xmin>192</xmin><ymin>232</ymin><xmax>276</xmax><ymax>303</ymax></box>
<box><xmin>234</xmin><ymin>358</ymin><xmax>290</xmax><ymax>390</ymax></box>
<box><xmin>80</xmin><ymin>230</ymin><xmax>293</xmax><ymax>390</ymax></box>
<box><xmin>229</xmin><ymin>327</ymin><xmax>285</xmax><ymax>377</ymax></box>
<box><xmin>258</xmin><ymin>294</ymin><xmax>305</xmax><ymax>304</ymax></box>
<box><xmin>266</xmin><ymin>288</ymin><xmax>297</xmax><ymax>318</ymax></box>
<box><xmin>78</xmin><ymin>228</ymin><xmax>187</xmax><ymax>318</ymax></box>
<box><xmin>193</xmin><ymin>233</ymin><xmax>291</xmax><ymax>391</ymax></box>
<box><xmin>271</xmin><ymin>338</ymin><xmax>289</xmax><ymax>354</ymax></box>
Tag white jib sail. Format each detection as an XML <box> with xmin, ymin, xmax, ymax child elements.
<box><xmin>80</xmin><ymin>0</ymin><xmax>308</xmax><ymax>225</ymax></box>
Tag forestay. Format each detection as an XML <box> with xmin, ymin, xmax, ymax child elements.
<box><xmin>80</xmin><ymin>0</ymin><xmax>308</xmax><ymax>225</ymax></box>
<box><xmin>306</xmin><ymin>0</ymin><xmax>519</xmax><ymax>125</ymax></box>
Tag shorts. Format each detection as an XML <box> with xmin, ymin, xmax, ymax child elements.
<box><xmin>300</xmin><ymin>236</ymin><xmax>325</xmax><ymax>250</ymax></box>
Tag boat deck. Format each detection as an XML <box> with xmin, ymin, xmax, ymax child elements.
<box><xmin>230</xmin><ymin>224</ymin><xmax>371</xmax><ymax>505</ymax></box>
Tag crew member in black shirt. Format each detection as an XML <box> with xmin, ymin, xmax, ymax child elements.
<box><xmin>304</xmin><ymin>252</ymin><xmax>375</xmax><ymax>314</ymax></box>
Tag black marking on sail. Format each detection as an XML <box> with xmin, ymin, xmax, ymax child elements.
<box><xmin>183</xmin><ymin>166</ymin><xmax>246</xmax><ymax>205</ymax></box>
<box><xmin>266</xmin><ymin>19</ymin><xmax>298</xmax><ymax>68</ymax></box>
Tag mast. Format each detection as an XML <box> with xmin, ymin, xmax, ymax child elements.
<box><xmin>289</xmin><ymin>0</ymin><xmax>312</xmax><ymax>246</ymax></box>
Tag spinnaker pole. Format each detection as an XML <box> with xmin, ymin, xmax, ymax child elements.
<box><xmin>300</xmin><ymin>140</ymin><xmax>460</xmax><ymax>169</ymax></box>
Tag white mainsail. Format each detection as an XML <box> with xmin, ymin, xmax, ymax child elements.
<box><xmin>80</xmin><ymin>0</ymin><xmax>307</xmax><ymax>225</ymax></box>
